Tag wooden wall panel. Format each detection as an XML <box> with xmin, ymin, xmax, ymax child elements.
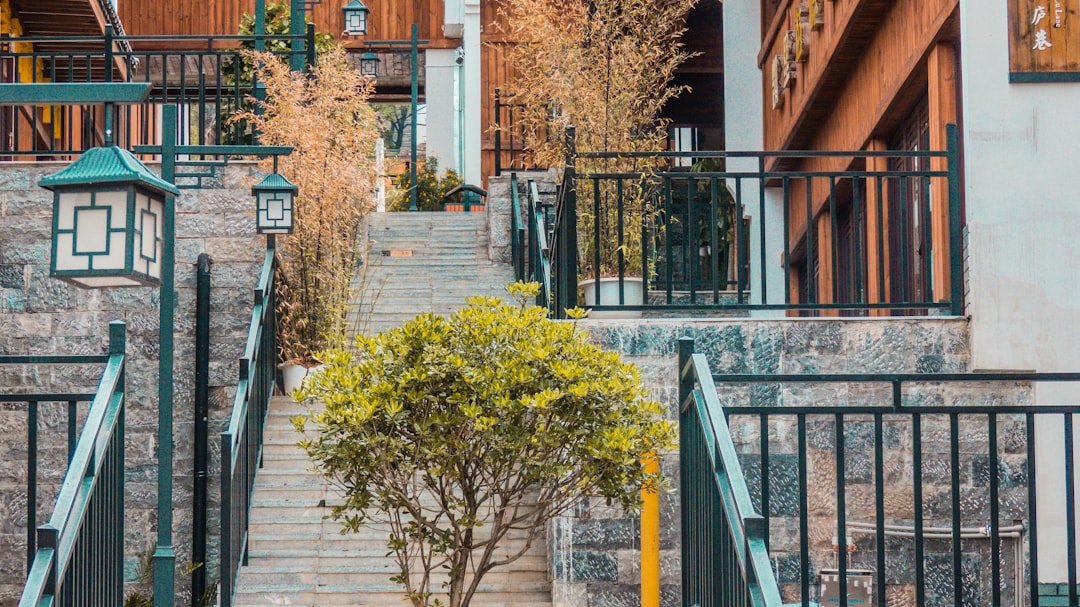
<box><xmin>761</xmin><ymin>0</ymin><xmax>958</xmax><ymax>155</ymax></box>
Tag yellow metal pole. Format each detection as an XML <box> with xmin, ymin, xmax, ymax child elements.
<box><xmin>641</xmin><ymin>451</ymin><xmax>660</xmax><ymax>607</ymax></box>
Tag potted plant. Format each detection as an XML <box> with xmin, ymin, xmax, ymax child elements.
<box><xmin>235</xmin><ymin>47</ymin><xmax>381</xmax><ymax>392</ymax></box>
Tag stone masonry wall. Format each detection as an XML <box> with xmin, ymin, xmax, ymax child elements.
<box><xmin>551</xmin><ymin>317</ymin><xmax>980</xmax><ymax>607</ymax></box>
<box><xmin>0</xmin><ymin>162</ymin><xmax>268</xmax><ymax>606</ymax></box>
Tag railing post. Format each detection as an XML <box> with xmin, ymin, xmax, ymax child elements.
<box><xmin>494</xmin><ymin>89</ymin><xmax>502</xmax><ymax>177</ymax></box>
<box><xmin>678</xmin><ymin>338</ymin><xmax>695</xmax><ymax>407</ymax></box>
<box><xmin>193</xmin><ymin>254</ymin><xmax>212</xmax><ymax>607</ymax></box>
<box><xmin>946</xmin><ymin>123</ymin><xmax>964</xmax><ymax>316</ymax></box>
<box><xmin>558</xmin><ymin>126</ymin><xmax>578</xmax><ymax>318</ymax></box>
<box><xmin>220</xmin><ymin>433</ymin><xmax>233</xmax><ymax>607</ymax></box>
<box><xmin>37</xmin><ymin>526</ymin><xmax>59</xmax><ymax>596</ymax></box>
<box><xmin>305</xmin><ymin>23</ymin><xmax>317</xmax><ymax>73</ymax></box>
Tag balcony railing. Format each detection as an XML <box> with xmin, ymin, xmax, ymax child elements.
<box><xmin>681</xmin><ymin>335</ymin><xmax>1080</xmax><ymax>607</ymax></box>
<box><xmin>525</xmin><ymin>125</ymin><xmax>962</xmax><ymax>318</ymax></box>
<box><xmin>0</xmin><ymin>29</ymin><xmax>315</xmax><ymax>158</ymax></box>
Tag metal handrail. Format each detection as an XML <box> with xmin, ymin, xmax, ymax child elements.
<box><xmin>19</xmin><ymin>321</ymin><xmax>127</xmax><ymax>607</ymax></box>
<box><xmin>511</xmin><ymin>173</ymin><xmax>526</xmax><ymax>282</ymax></box>
<box><xmin>220</xmin><ymin>247</ymin><xmax>278</xmax><ymax>607</ymax></box>
<box><xmin>678</xmin><ymin>337</ymin><xmax>783</xmax><ymax>607</ymax></box>
<box><xmin>526</xmin><ymin>178</ymin><xmax>552</xmax><ymax>308</ymax></box>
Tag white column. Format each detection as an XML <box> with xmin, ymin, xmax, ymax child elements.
<box><xmin>425</xmin><ymin>49</ymin><xmax>458</xmax><ymax>174</ymax></box>
<box><xmin>462</xmin><ymin>0</ymin><xmax>482</xmax><ymax>184</ymax></box>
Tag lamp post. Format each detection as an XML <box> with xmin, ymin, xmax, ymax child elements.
<box><xmin>347</xmin><ymin>23</ymin><xmax>426</xmax><ymax>211</ymax></box>
<box><xmin>38</xmin><ymin>104</ymin><xmax>294</xmax><ymax>607</ymax></box>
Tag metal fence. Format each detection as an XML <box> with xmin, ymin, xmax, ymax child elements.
<box><xmin>18</xmin><ymin>321</ymin><xmax>127</xmax><ymax>607</ymax></box>
<box><xmin>688</xmin><ymin>346</ymin><xmax>1080</xmax><ymax>607</ymax></box>
<box><xmin>0</xmin><ymin>27</ymin><xmax>315</xmax><ymax>157</ymax></box>
<box><xmin>511</xmin><ymin>173</ymin><xmax>554</xmax><ymax>307</ymax></box>
<box><xmin>679</xmin><ymin>338</ymin><xmax>784</xmax><ymax>607</ymax></box>
<box><xmin>220</xmin><ymin>247</ymin><xmax>278</xmax><ymax>607</ymax></box>
<box><xmin>532</xmin><ymin>126</ymin><xmax>962</xmax><ymax>317</ymax></box>
<box><xmin>493</xmin><ymin>89</ymin><xmax>544</xmax><ymax>177</ymax></box>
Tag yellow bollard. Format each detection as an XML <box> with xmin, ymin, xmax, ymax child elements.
<box><xmin>641</xmin><ymin>451</ymin><xmax>660</xmax><ymax>607</ymax></box>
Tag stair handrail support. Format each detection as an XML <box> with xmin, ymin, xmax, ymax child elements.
<box><xmin>19</xmin><ymin>321</ymin><xmax>128</xmax><ymax>607</ymax></box>
<box><xmin>678</xmin><ymin>337</ymin><xmax>783</xmax><ymax>607</ymax></box>
<box><xmin>220</xmin><ymin>246</ymin><xmax>278</xmax><ymax>607</ymax></box>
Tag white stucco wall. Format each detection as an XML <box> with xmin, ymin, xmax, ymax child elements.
<box><xmin>463</xmin><ymin>0</ymin><xmax>483</xmax><ymax>185</ymax></box>
<box><xmin>958</xmin><ymin>0</ymin><xmax>1080</xmax><ymax>582</ymax></box>
<box><xmin>722</xmin><ymin>0</ymin><xmax>785</xmax><ymax>315</ymax></box>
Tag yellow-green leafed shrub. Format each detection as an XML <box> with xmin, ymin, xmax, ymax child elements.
<box><xmin>295</xmin><ymin>282</ymin><xmax>675</xmax><ymax>607</ymax></box>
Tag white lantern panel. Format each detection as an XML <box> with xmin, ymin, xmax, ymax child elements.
<box><xmin>256</xmin><ymin>190</ymin><xmax>294</xmax><ymax>233</ymax></box>
<box><xmin>345</xmin><ymin>10</ymin><xmax>367</xmax><ymax>35</ymax></box>
<box><xmin>134</xmin><ymin>192</ymin><xmax>164</xmax><ymax>280</ymax></box>
<box><xmin>71</xmin><ymin>276</ymin><xmax>145</xmax><ymax>288</ymax></box>
<box><xmin>54</xmin><ymin>190</ymin><xmax>129</xmax><ymax>273</ymax></box>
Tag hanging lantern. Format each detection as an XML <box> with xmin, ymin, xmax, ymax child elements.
<box><xmin>252</xmin><ymin>172</ymin><xmax>299</xmax><ymax>234</ymax></box>
<box><xmin>343</xmin><ymin>0</ymin><xmax>370</xmax><ymax>36</ymax></box>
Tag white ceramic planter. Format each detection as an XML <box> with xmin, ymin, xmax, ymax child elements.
<box><xmin>579</xmin><ymin>277</ymin><xmax>644</xmax><ymax>319</ymax></box>
<box><xmin>279</xmin><ymin>363</ymin><xmax>324</xmax><ymax>395</ymax></box>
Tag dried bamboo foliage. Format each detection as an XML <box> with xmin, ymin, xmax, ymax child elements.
<box><xmin>236</xmin><ymin>48</ymin><xmax>381</xmax><ymax>364</ymax></box>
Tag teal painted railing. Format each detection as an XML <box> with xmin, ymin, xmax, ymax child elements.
<box><xmin>678</xmin><ymin>337</ymin><xmax>783</xmax><ymax>607</ymax></box>
<box><xmin>533</xmin><ymin>125</ymin><xmax>963</xmax><ymax>317</ymax></box>
<box><xmin>0</xmin><ymin>28</ymin><xmax>315</xmax><ymax>156</ymax></box>
<box><xmin>511</xmin><ymin>173</ymin><xmax>555</xmax><ymax>308</ymax></box>
<box><xmin>220</xmin><ymin>247</ymin><xmax>278</xmax><ymax>607</ymax></box>
<box><xmin>18</xmin><ymin>321</ymin><xmax>128</xmax><ymax>607</ymax></box>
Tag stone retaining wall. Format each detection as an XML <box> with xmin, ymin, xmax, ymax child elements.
<box><xmin>0</xmin><ymin>162</ymin><xmax>268</xmax><ymax>606</ymax></box>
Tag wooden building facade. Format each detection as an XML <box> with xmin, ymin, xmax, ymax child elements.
<box><xmin>759</xmin><ymin>0</ymin><xmax>961</xmax><ymax>311</ymax></box>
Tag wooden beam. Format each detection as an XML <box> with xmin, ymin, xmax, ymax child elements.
<box><xmin>928</xmin><ymin>42</ymin><xmax>957</xmax><ymax>304</ymax></box>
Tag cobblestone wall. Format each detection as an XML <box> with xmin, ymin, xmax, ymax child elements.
<box><xmin>550</xmin><ymin>317</ymin><xmax>977</xmax><ymax>607</ymax></box>
<box><xmin>0</xmin><ymin>162</ymin><xmax>268</xmax><ymax>606</ymax></box>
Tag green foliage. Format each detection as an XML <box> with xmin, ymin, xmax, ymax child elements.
<box><xmin>388</xmin><ymin>158</ymin><xmax>463</xmax><ymax>212</ymax></box>
<box><xmin>295</xmin><ymin>282</ymin><xmax>675</xmax><ymax>607</ymax></box>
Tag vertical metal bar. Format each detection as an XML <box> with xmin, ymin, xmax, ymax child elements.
<box><xmin>678</xmin><ymin>338</ymin><xmax>694</xmax><ymax>607</ymax></box>
<box><xmin>688</xmin><ymin>175</ymin><xmax>697</xmax><ymax>303</ymax></box>
<box><xmin>665</xmin><ymin>176</ymin><xmax>673</xmax><ymax>303</ymax></box>
<box><xmin>950</xmin><ymin>413</ymin><xmax>963</xmax><ymax>607</ymax></box>
<box><xmin>192</xmin><ymin>254</ymin><xmax>212</xmax><ymax>607</ymax></box>
<box><xmin>874</xmin><ymin>413</ymin><xmax>887</xmax><ymax>607</ymax></box>
<box><xmin>759</xmin><ymin>156</ymin><xmax>768</xmax><ymax>303</ymax></box>
<box><xmin>1065</xmin><ymin>413</ymin><xmax>1078</xmax><ymax>607</ymax></box>
<box><xmin>783</xmin><ymin>177</ymin><xmax>791</xmax><ymax>303</ymax></box>
<box><xmin>220</xmin><ymin>433</ymin><xmax>233</xmax><ymax>607</ymax></box>
<box><xmin>914</xmin><ymin>412</ymin><xmax>925</xmax><ymax>607</ymax></box>
<box><xmin>617</xmin><ymin>178</ymin><xmax>625</xmax><ymax>304</ymax></box>
<box><xmin>760</xmin><ymin>413</ymin><xmax>770</xmax><ymax>551</ymax></box>
<box><xmin>27</xmin><ymin>399</ymin><xmax>38</xmax><ymax>573</ymax></box>
<box><xmin>799</xmin><ymin>414</ymin><xmax>810</xmax><ymax>607</ymax></box>
<box><xmin>736</xmin><ymin>177</ymin><xmax>746</xmax><ymax>305</ymax></box>
<box><xmin>1026</xmin><ymin>413</ymin><xmax>1040</xmax><ymax>607</ymax></box>
<box><xmin>837</xmin><ymin>414</ymin><xmax>848</xmax><ymax>607</ymax></box>
<box><xmin>592</xmin><ymin>177</ymin><xmax>601</xmax><ymax>304</ymax></box>
<box><xmin>946</xmin><ymin>124</ymin><xmax>964</xmax><ymax>315</ymax></box>
<box><xmin>494</xmin><ymin>89</ymin><xmax>502</xmax><ymax>177</ymax></box>
<box><xmin>67</xmin><ymin>400</ymin><xmax>78</xmax><ymax>463</ymax></box>
<box><xmin>921</xmin><ymin>173</ymin><xmax>933</xmax><ymax>302</ymax></box>
<box><xmin>710</xmin><ymin>177</ymin><xmax>720</xmax><ymax>303</ymax></box>
<box><xmin>989</xmin><ymin>413</ymin><xmax>1002</xmax><ymax>607</ymax></box>
<box><xmin>876</xmin><ymin>176</ymin><xmax>886</xmax><ymax>303</ymax></box>
<box><xmin>898</xmin><ymin>176</ymin><xmax>910</xmax><ymax>304</ymax></box>
<box><xmin>853</xmin><ymin>175</ymin><xmax>865</xmax><ymax>307</ymax></box>
<box><xmin>830</xmin><ymin>177</ymin><xmax>839</xmax><ymax>304</ymax></box>
<box><xmin>560</xmin><ymin>127</ymin><xmax>578</xmax><ymax>316</ymax></box>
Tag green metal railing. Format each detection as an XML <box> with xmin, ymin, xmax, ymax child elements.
<box><xmin>220</xmin><ymin>247</ymin><xmax>278</xmax><ymax>607</ymax></box>
<box><xmin>511</xmin><ymin>173</ymin><xmax>554</xmax><ymax>306</ymax></box>
<box><xmin>535</xmin><ymin>125</ymin><xmax>963</xmax><ymax>317</ymax></box>
<box><xmin>699</xmin><ymin>363</ymin><xmax>1080</xmax><ymax>607</ymax></box>
<box><xmin>0</xmin><ymin>28</ymin><xmax>315</xmax><ymax>156</ymax></box>
<box><xmin>18</xmin><ymin>321</ymin><xmax>127</xmax><ymax>607</ymax></box>
<box><xmin>678</xmin><ymin>338</ymin><xmax>784</xmax><ymax>607</ymax></box>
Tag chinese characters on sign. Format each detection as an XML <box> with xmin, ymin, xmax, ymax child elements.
<box><xmin>1009</xmin><ymin>0</ymin><xmax>1079</xmax><ymax>81</ymax></box>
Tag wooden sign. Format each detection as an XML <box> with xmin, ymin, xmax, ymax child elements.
<box><xmin>1009</xmin><ymin>0</ymin><xmax>1080</xmax><ymax>81</ymax></box>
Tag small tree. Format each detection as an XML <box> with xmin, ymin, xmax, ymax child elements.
<box><xmin>295</xmin><ymin>283</ymin><xmax>676</xmax><ymax>607</ymax></box>
<box><xmin>235</xmin><ymin>48</ymin><xmax>381</xmax><ymax>364</ymax></box>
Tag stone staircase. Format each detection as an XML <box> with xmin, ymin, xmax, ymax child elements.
<box><xmin>233</xmin><ymin>211</ymin><xmax>549</xmax><ymax>607</ymax></box>
<box><xmin>350</xmin><ymin>212</ymin><xmax>517</xmax><ymax>335</ymax></box>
